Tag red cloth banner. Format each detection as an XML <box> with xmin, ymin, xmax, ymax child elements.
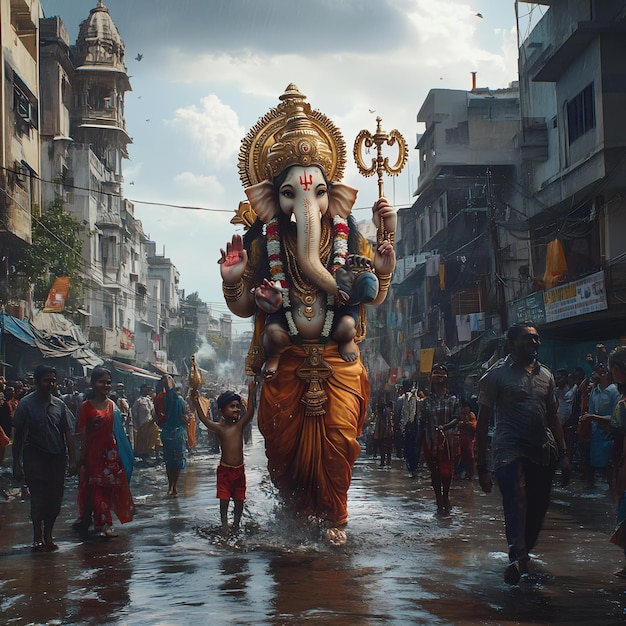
<box><xmin>120</xmin><ymin>327</ymin><xmax>135</xmax><ymax>351</ymax></box>
<box><xmin>42</xmin><ymin>276</ymin><xmax>70</xmax><ymax>313</ymax></box>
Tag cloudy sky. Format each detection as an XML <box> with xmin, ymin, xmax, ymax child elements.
<box><xmin>40</xmin><ymin>0</ymin><xmax>539</xmax><ymax>334</ymax></box>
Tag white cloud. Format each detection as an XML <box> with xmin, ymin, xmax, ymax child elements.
<box><xmin>123</xmin><ymin>162</ymin><xmax>142</xmax><ymax>181</ymax></box>
<box><xmin>172</xmin><ymin>171</ymin><xmax>225</xmax><ymax>203</ymax></box>
<box><xmin>169</xmin><ymin>95</ymin><xmax>244</xmax><ymax>167</ymax></box>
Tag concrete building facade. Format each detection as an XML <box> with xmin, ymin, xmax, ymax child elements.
<box><xmin>381</xmin><ymin>83</ymin><xmax>523</xmax><ymax>386</ymax></box>
<box><xmin>37</xmin><ymin>2</ymin><xmax>184</xmax><ymax>371</ymax></box>
<box><xmin>510</xmin><ymin>0</ymin><xmax>626</xmax><ymax>353</ymax></box>
<box><xmin>0</xmin><ymin>0</ymin><xmax>42</xmax><ymax>297</ymax></box>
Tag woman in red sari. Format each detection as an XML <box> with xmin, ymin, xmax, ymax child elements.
<box><xmin>77</xmin><ymin>367</ymin><xmax>134</xmax><ymax>538</ymax></box>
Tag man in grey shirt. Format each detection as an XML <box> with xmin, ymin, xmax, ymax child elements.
<box><xmin>13</xmin><ymin>364</ymin><xmax>77</xmax><ymax>551</ymax></box>
<box><xmin>476</xmin><ymin>322</ymin><xmax>569</xmax><ymax>584</ymax></box>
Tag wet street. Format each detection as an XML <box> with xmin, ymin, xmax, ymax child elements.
<box><xmin>1</xmin><ymin>433</ymin><xmax>626</xmax><ymax>625</ymax></box>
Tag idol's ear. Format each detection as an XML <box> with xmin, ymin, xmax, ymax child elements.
<box><xmin>328</xmin><ymin>182</ymin><xmax>358</xmax><ymax>219</ymax></box>
<box><xmin>245</xmin><ymin>180</ymin><xmax>277</xmax><ymax>223</ymax></box>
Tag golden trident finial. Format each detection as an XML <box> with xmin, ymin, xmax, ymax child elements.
<box><xmin>353</xmin><ymin>117</ymin><xmax>408</xmax><ymax>198</ymax></box>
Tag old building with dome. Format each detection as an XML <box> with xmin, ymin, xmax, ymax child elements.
<box><xmin>38</xmin><ymin>1</ymin><xmax>180</xmax><ymax>379</ymax></box>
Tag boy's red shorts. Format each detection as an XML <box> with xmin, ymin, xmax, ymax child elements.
<box><xmin>216</xmin><ymin>463</ymin><xmax>246</xmax><ymax>500</ymax></box>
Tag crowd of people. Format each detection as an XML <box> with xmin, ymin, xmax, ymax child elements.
<box><xmin>0</xmin><ymin>365</ymin><xmax>256</xmax><ymax>550</ymax></box>
<box><xmin>364</xmin><ymin>325</ymin><xmax>626</xmax><ymax>584</ymax></box>
<box><xmin>3</xmin><ymin>327</ymin><xmax>626</xmax><ymax>584</ymax></box>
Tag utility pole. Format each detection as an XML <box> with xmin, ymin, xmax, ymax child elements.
<box><xmin>486</xmin><ymin>169</ymin><xmax>508</xmax><ymax>332</ymax></box>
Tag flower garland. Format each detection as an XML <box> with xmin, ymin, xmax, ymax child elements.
<box><xmin>331</xmin><ymin>215</ymin><xmax>349</xmax><ymax>274</ymax></box>
<box><xmin>266</xmin><ymin>215</ymin><xmax>348</xmax><ymax>343</ymax></box>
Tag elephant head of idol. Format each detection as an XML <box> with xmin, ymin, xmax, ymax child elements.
<box><xmin>238</xmin><ymin>84</ymin><xmax>358</xmax><ymax>299</ymax></box>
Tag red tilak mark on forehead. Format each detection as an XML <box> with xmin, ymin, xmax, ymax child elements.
<box><xmin>299</xmin><ymin>173</ymin><xmax>313</xmax><ymax>191</ymax></box>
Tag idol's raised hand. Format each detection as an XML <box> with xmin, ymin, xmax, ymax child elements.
<box><xmin>372</xmin><ymin>197</ymin><xmax>397</xmax><ymax>238</ymax></box>
<box><xmin>218</xmin><ymin>234</ymin><xmax>248</xmax><ymax>285</ymax></box>
<box><xmin>372</xmin><ymin>197</ymin><xmax>396</xmax><ymax>277</ymax></box>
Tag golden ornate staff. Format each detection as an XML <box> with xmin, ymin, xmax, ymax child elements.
<box><xmin>353</xmin><ymin>117</ymin><xmax>408</xmax><ymax>198</ymax></box>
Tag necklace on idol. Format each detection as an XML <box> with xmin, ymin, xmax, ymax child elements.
<box><xmin>266</xmin><ymin>214</ymin><xmax>350</xmax><ymax>343</ymax></box>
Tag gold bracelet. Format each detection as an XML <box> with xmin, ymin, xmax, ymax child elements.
<box><xmin>377</xmin><ymin>273</ymin><xmax>392</xmax><ymax>291</ymax></box>
<box><xmin>222</xmin><ymin>280</ymin><xmax>244</xmax><ymax>302</ymax></box>
<box><xmin>376</xmin><ymin>229</ymin><xmax>395</xmax><ymax>247</ymax></box>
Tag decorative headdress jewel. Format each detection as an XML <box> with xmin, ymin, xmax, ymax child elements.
<box><xmin>238</xmin><ymin>84</ymin><xmax>347</xmax><ymax>187</ymax></box>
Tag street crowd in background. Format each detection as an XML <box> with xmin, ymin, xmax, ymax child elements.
<box><xmin>1</xmin><ymin>328</ymin><xmax>626</xmax><ymax>585</ymax></box>
<box><xmin>0</xmin><ymin>367</ymin><xmax>254</xmax><ymax>547</ymax></box>
<box><xmin>363</xmin><ymin>332</ymin><xmax>626</xmax><ymax>582</ymax></box>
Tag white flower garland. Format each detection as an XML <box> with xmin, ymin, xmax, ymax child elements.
<box><xmin>332</xmin><ymin>216</ymin><xmax>349</xmax><ymax>270</ymax></box>
<box><xmin>266</xmin><ymin>216</ymin><xmax>343</xmax><ymax>342</ymax></box>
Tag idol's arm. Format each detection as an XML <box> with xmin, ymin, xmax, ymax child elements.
<box><xmin>219</xmin><ymin>234</ymin><xmax>256</xmax><ymax>317</ymax></box>
<box><xmin>370</xmin><ymin>197</ymin><xmax>396</xmax><ymax>305</ymax></box>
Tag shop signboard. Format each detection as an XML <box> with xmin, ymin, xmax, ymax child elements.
<box><xmin>544</xmin><ymin>271</ymin><xmax>607</xmax><ymax>323</ymax></box>
<box><xmin>508</xmin><ymin>292</ymin><xmax>546</xmax><ymax>325</ymax></box>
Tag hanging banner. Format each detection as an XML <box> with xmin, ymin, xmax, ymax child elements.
<box><xmin>120</xmin><ymin>327</ymin><xmax>135</xmax><ymax>351</ymax></box>
<box><xmin>42</xmin><ymin>276</ymin><xmax>70</xmax><ymax>313</ymax></box>
<box><xmin>420</xmin><ymin>347</ymin><xmax>435</xmax><ymax>373</ymax></box>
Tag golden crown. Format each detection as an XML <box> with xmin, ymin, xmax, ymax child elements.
<box><xmin>238</xmin><ymin>84</ymin><xmax>346</xmax><ymax>187</ymax></box>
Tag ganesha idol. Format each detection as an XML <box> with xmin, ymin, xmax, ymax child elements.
<box><xmin>219</xmin><ymin>84</ymin><xmax>396</xmax><ymax>544</ymax></box>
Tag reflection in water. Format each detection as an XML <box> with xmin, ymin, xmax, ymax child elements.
<box><xmin>181</xmin><ymin>457</ymin><xmax>198</xmax><ymax>498</ymax></box>
<box><xmin>218</xmin><ymin>556</ymin><xmax>250</xmax><ymax>599</ymax></box>
<box><xmin>1</xmin><ymin>445</ymin><xmax>626</xmax><ymax>624</ymax></box>
<box><xmin>72</xmin><ymin>539</ymin><xmax>133</xmax><ymax>624</ymax></box>
<box><xmin>1</xmin><ymin>551</ymin><xmax>71</xmax><ymax>624</ymax></box>
<box><xmin>267</xmin><ymin>552</ymin><xmax>375</xmax><ymax>625</ymax></box>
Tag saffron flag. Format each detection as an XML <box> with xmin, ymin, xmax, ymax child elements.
<box><xmin>43</xmin><ymin>276</ymin><xmax>70</xmax><ymax>313</ymax></box>
<box><xmin>544</xmin><ymin>239</ymin><xmax>568</xmax><ymax>289</ymax></box>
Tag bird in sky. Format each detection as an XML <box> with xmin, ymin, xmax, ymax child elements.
<box><xmin>135</xmin><ymin>53</ymin><xmax>144</xmax><ymax>61</ymax></box>
<box><xmin>368</xmin><ymin>108</ymin><xmax>376</xmax><ymax>114</ymax></box>
<box><xmin>476</xmin><ymin>12</ymin><xmax>483</xmax><ymax>18</ymax></box>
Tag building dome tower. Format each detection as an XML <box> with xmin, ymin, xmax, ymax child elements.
<box><xmin>74</xmin><ymin>0</ymin><xmax>126</xmax><ymax>71</ymax></box>
<box><xmin>60</xmin><ymin>1</ymin><xmax>144</xmax><ymax>363</ymax></box>
<box><xmin>70</xmin><ymin>0</ymin><xmax>131</xmax><ymax>181</ymax></box>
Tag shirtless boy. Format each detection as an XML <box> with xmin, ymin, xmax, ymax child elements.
<box><xmin>191</xmin><ymin>378</ymin><xmax>257</xmax><ymax>536</ymax></box>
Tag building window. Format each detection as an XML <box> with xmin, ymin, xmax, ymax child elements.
<box><xmin>103</xmin><ymin>303</ymin><xmax>113</xmax><ymax>329</ymax></box>
<box><xmin>101</xmin><ymin>236</ymin><xmax>118</xmax><ymax>266</ymax></box>
<box><xmin>567</xmin><ymin>83</ymin><xmax>595</xmax><ymax>144</ymax></box>
<box><xmin>13</xmin><ymin>83</ymin><xmax>38</xmax><ymax>135</ymax></box>
<box><xmin>445</xmin><ymin>121</ymin><xmax>469</xmax><ymax>144</ymax></box>
<box><xmin>419</xmin><ymin>214</ymin><xmax>428</xmax><ymax>249</ymax></box>
<box><xmin>436</xmin><ymin>193</ymin><xmax>447</xmax><ymax>232</ymax></box>
<box><xmin>13</xmin><ymin>161</ymin><xmax>28</xmax><ymax>189</ymax></box>
<box><xmin>420</xmin><ymin>134</ymin><xmax>436</xmax><ymax>173</ymax></box>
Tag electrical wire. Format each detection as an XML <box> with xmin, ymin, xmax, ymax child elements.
<box><xmin>0</xmin><ymin>182</ymin><xmax>202</xmax><ymax>320</ymax></box>
<box><xmin>1</xmin><ymin>179</ymin><xmax>267</xmax><ymax>335</ymax></box>
<box><xmin>2</xmin><ymin>165</ymin><xmax>389</xmax><ymax>215</ymax></box>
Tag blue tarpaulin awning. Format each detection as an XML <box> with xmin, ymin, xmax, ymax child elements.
<box><xmin>1</xmin><ymin>314</ymin><xmax>37</xmax><ymax>347</ymax></box>
<box><xmin>1</xmin><ymin>313</ymin><xmax>103</xmax><ymax>368</ymax></box>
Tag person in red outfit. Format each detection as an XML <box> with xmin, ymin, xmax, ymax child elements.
<box><xmin>456</xmin><ymin>399</ymin><xmax>477</xmax><ymax>480</ymax></box>
<box><xmin>77</xmin><ymin>367</ymin><xmax>134</xmax><ymax>539</ymax></box>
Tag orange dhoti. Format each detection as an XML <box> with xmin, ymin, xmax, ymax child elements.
<box><xmin>258</xmin><ymin>342</ymin><xmax>370</xmax><ymax>527</ymax></box>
